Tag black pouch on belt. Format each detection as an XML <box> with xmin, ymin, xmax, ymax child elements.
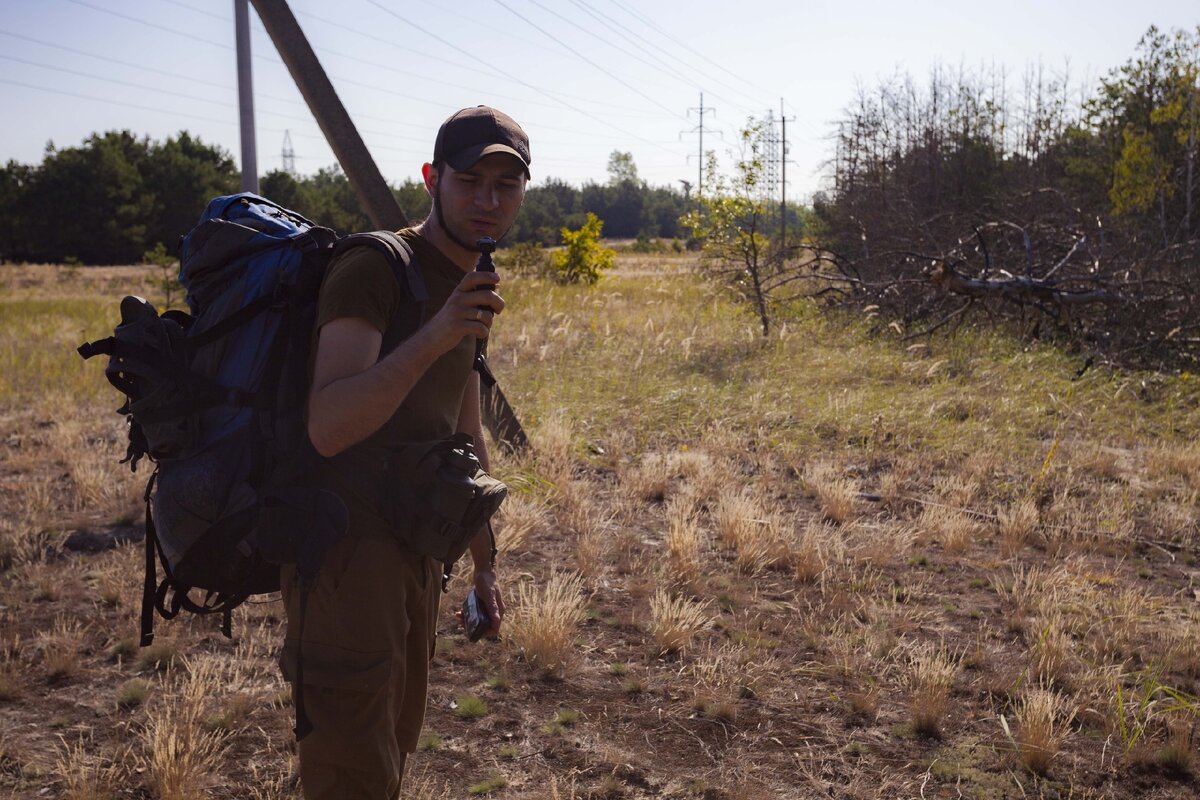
<box><xmin>379</xmin><ymin>433</ymin><xmax>507</xmax><ymax>565</ymax></box>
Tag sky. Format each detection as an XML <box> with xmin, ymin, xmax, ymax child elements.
<box><xmin>1</xmin><ymin>0</ymin><xmax>1197</xmax><ymax>203</ymax></box>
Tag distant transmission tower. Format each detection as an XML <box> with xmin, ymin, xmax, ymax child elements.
<box><xmin>760</xmin><ymin>111</ymin><xmax>779</xmax><ymax>205</ymax></box>
<box><xmin>681</xmin><ymin>93</ymin><xmax>718</xmax><ymax>197</ymax></box>
<box><xmin>281</xmin><ymin>130</ymin><xmax>296</xmax><ymax>176</ymax></box>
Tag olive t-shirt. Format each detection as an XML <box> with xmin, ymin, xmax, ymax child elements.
<box><xmin>313</xmin><ymin>228</ymin><xmax>476</xmax><ymax>537</ymax></box>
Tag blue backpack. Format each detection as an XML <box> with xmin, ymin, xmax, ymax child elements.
<box><xmin>78</xmin><ymin>193</ymin><xmax>427</xmax><ymax>647</ymax></box>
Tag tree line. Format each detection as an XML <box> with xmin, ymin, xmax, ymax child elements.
<box><xmin>0</xmin><ymin>132</ymin><xmax>691</xmax><ymax>264</ymax></box>
<box><xmin>806</xmin><ymin>25</ymin><xmax>1200</xmax><ymax>368</ymax></box>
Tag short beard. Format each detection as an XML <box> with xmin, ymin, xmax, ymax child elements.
<box><xmin>433</xmin><ymin>185</ymin><xmax>515</xmax><ymax>252</ymax></box>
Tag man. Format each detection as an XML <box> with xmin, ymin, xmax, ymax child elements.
<box><xmin>279</xmin><ymin>105</ymin><xmax>531</xmax><ymax>799</ymax></box>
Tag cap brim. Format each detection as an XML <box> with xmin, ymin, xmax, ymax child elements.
<box><xmin>445</xmin><ymin>143</ymin><xmax>531</xmax><ymax>177</ymax></box>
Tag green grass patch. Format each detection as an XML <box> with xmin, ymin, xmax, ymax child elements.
<box><xmin>467</xmin><ymin>775</ymin><xmax>507</xmax><ymax>795</ymax></box>
<box><xmin>453</xmin><ymin>695</ymin><xmax>488</xmax><ymax>719</ymax></box>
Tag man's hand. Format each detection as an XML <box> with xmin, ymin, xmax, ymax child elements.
<box><xmin>420</xmin><ymin>271</ymin><xmax>504</xmax><ymax>354</ymax></box>
<box><xmin>466</xmin><ymin>566</ymin><xmax>504</xmax><ymax>639</ymax></box>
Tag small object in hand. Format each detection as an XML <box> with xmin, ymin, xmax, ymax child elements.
<box><xmin>462</xmin><ymin>588</ymin><xmax>491</xmax><ymax>642</ymax></box>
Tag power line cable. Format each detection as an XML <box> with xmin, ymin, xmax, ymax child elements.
<box><xmin>0</xmin><ymin>77</ymin><xmax>242</xmax><ymax>127</ymax></box>
<box><xmin>290</xmin><ymin>8</ymin><xmax>671</xmax><ymax>119</ymax></box>
<box><xmin>0</xmin><ymin>28</ymin><xmax>460</xmax><ymax>136</ymax></box>
<box><xmin>566</xmin><ymin>0</ymin><xmax>764</xmax><ymax>118</ymax></box>
<box><xmin>606</xmin><ymin>0</ymin><xmax>765</xmax><ymax>96</ymax></box>
<box><xmin>0</xmin><ymin>77</ymin><xmax>431</xmax><ymax>166</ymax></box>
<box><xmin>360</xmin><ymin>0</ymin><xmax>683</xmax><ymax>156</ymax></box>
<box><xmin>56</xmin><ymin>0</ymin><xmax>680</xmax><ymax>149</ymax></box>
<box><xmin>41</xmin><ymin>1</ymin><xmax>690</xmax><ymax>173</ymax></box>
<box><xmin>0</xmin><ymin>29</ymin><xmax>301</xmax><ymax>107</ymax></box>
<box><xmin>159</xmin><ymin>0</ymin><xmax>230</xmax><ymax>23</ymax></box>
<box><xmin>291</xmin><ymin>8</ymin><xmax>489</xmax><ymax>84</ymax></box>
<box><xmin>65</xmin><ymin>0</ymin><xmax>233</xmax><ymax>50</ymax></box>
<box><xmin>3</xmin><ymin>27</ymin><xmax>669</xmax><ymax>165</ymax></box>
<box><xmin>0</xmin><ymin>53</ymin><xmax>348</xmax><ymax>130</ymax></box>
<box><xmin>522</xmin><ymin>0</ymin><xmax>699</xmax><ymax>94</ymax></box>
<box><xmin>0</xmin><ymin>53</ymin><xmax>239</xmax><ymax>110</ymax></box>
<box><xmin>489</xmin><ymin>0</ymin><xmax>680</xmax><ymax>118</ymax></box>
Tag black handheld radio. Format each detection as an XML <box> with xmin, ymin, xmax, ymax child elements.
<box><xmin>473</xmin><ymin>237</ymin><xmax>497</xmax><ymax>357</ymax></box>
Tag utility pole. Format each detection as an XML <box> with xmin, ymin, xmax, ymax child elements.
<box><xmin>780</xmin><ymin>99</ymin><xmax>795</xmax><ymax>249</ymax></box>
<box><xmin>682</xmin><ymin>93</ymin><xmax>715</xmax><ymax>197</ymax></box>
<box><xmin>234</xmin><ymin>0</ymin><xmax>258</xmax><ymax>193</ymax></box>
<box><xmin>249</xmin><ymin>0</ymin><xmax>407</xmax><ymax>230</ymax></box>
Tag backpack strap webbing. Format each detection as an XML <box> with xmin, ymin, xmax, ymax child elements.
<box><xmin>140</xmin><ymin>470</ymin><xmax>159</xmax><ymax>647</ymax></box>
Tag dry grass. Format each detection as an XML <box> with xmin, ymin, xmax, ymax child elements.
<box><xmin>905</xmin><ymin>643</ymin><xmax>959</xmax><ymax>737</ymax></box>
<box><xmin>805</xmin><ymin>462</ymin><xmax>858</xmax><ymax>524</ymax></box>
<box><xmin>139</xmin><ymin>659</ymin><xmax>230</xmax><ymax>800</ymax></box>
<box><xmin>53</xmin><ymin>736</ymin><xmax>125</xmax><ymax>800</ymax></box>
<box><xmin>648</xmin><ymin>589</ymin><xmax>710</xmax><ymax>655</ymax></box>
<box><xmin>622</xmin><ymin>452</ymin><xmax>673</xmax><ymax>503</ymax></box>
<box><xmin>1028</xmin><ymin>617</ymin><xmax>1075</xmax><ymax>687</ymax></box>
<box><xmin>37</xmin><ymin>616</ymin><xmax>86</xmax><ymax>683</ymax></box>
<box><xmin>505</xmin><ymin>572</ymin><xmax>587</xmax><ymax>673</ymax></box>
<box><xmin>1012</xmin><ymin>686</ymin><xmax>1076</xmax><ymax>776</ymax></box>
<box><xmin>561</xmin><ymin>491</ymin><xmax>612</xmax><ymax>582</ymax></box>
<box><xmin>712</xmin><ymin>488</ymin><xmax>759</xmax><ymax>549</ymax></box>
<box><xmin>732</xmin><ymin>511</ymin><xmax>792</xmax><ymax>574</ymax></box>
<box><xmin>664</xmin><ymin>497</ymin><xmax>704</xmax><ymax>587</ymax></box>
<box><xmin>532</xmin><ymin>410</ymin><xmax>576</xmax><ymax>486</ymax></box>
<box><xmin>495</xmin><ymin>493</ymin><xmax>547</xmax><ymax>555</ymax></box>
<box><xmin>792</xmin><ymin>521</ymin><xmax>835</xmax><ymax>582</ymax></box>
<box><xmin>997</xmin><ymin>498</ymin><xmax>1039</xmax><ymax>555</ymax></box>
<box><xmin>917</xmin><ymin>503</ymin><xmax>980</xmax><ymax>554</ymax></box>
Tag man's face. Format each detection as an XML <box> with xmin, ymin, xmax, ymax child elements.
<box><xmin>431</xmin><ymin>154</ymin><xmax>527</xmax><ymax>245</ymax></box>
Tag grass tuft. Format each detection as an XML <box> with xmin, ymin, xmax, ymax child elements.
<box><xmin>649</xmin><ymin>590</ymin><xmax>710</xmax><ymax>655</ymax></box>
<box><xmin>1013</xmin><ymin>687</ymin><xmax>1075</xmax><ymax>776</ymax></box>
<box><xmin>506</xmin><ymin>572</ymin><xmax>586</xmax><ymax>673</ymax></box>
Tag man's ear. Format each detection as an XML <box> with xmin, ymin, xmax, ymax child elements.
<box><xmin>421</xmin><ymin>162</ymin><xmax>438</xmax><ymax>194</ymax></box>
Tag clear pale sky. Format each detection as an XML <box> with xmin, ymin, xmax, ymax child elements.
<box><xmin>1</xmin><ymin>0</ymin><xmax>1196</xmax><ymax>202</ymax></box>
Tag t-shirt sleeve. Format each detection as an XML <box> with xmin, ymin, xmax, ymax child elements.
<box><xmin>316</xmin><ymin>246</ymin><xmax>403</xmax><ymax>333</ymax></box>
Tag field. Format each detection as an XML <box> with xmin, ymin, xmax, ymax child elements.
<box><xmin>1</xmin><ymin>256</ymin><xmax>1198</xmax><ymax>799</ymax></box>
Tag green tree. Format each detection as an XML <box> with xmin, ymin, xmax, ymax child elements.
<box><xmin>24</xmin><ymin>131</ymin><xmax>153</xmax><ymax>263</ymax></box>
<box><xmin>142</xmin><ymin>132</ymin><xmax>238</xmax><ymax>250</ymax></box>
<box><xmin>551</xmin><ymin>212</ymin><xmax>613</xmax><ymax>285</ymax></box>
<box><xmin>1092</xmin><ymin>26</ymin><xmax>1200</xmax><ymax>242</ymax></box>
<box><xmin>0</xmin><ymin>160</ymin><xmax>35</xmax><ymax>262</ymax></box>
<box><xmin>607</xmin><ymin>150</ymin><xmax>639</xmax><ymax>185</ymax></box>
<box><xmin>683</xmin><ymin>124</ymin><xmax>797</xmax><ymax>337</ymax></box>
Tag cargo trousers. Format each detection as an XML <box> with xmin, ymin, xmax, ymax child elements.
<box><xmin>280</xmin><ymin>533</ymin><xmax>442</xmax><ymax>800</ymax></box>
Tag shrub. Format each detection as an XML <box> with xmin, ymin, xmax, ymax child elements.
<box><xmin>551</xmin><ymin>212</ymin><xmax>614</xmax><ymax>285</ymax></box>
<box><xmin>496</xmin><ymin>241</ymin><xmax>547</xmax><ymax>277</ymax></box>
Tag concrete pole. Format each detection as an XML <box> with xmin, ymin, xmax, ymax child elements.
<box><xmin>234</xmin><ymin>0</ymin><xmax>258</xmax><ymax>193</ymax></box>
<box><xmin>249</xmin><ymin>0</ymin><xmax>407</xmax><ymax>230</ymax></box>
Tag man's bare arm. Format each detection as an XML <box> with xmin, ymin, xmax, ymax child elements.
<box><xmin>308</xmin><ymin>270</ymin><xmax>504</xmax><ymax>458</ymax></box>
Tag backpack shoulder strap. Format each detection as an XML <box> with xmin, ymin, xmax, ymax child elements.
<box><xmin>331</xmin><ymin>231</ymin><xmax>428</xmax><ymax>357</ymax></box>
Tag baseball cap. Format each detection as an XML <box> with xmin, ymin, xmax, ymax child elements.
<box><xmin>433</xmin><ymin>105</ymin><xmax>531</xmax><ymax>177</ymax></box>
